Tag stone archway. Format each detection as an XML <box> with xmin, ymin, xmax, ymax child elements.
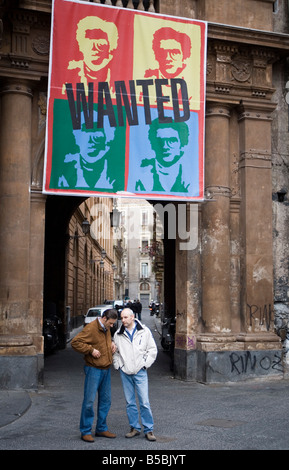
<box><xmin>43</xmin><ymin>195</ymin><xmax>87</xmax><ymax>345</ymax></box>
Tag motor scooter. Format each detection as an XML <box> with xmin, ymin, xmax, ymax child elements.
<box><xmin>154</xmin><ymin>302</ymin><xmax>160</xmax><ymax>317</ymax></box>
<box><xmin>43</xmin><ymin>314</ymin><xmax>63</xmax><ymax>354</ymax></box>
<box><xmin>161</xmin><ymin>315</ymin><xmax>176</xmax><ymax>371</ymax></box>
<box><xmin>161</xmin><ymin>316</ymin><xmax>176</xmax><ymax>351</ymax></box>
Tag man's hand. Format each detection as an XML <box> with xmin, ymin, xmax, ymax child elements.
<box><xmin>111</xmin><ymin>342</ymin><xmax>117</xmax><ymax>354</ymax></box>
<box><xmin>91</xmin><ymin>349</ymin><xmax>101</xmax><ymax>358</ymax></box>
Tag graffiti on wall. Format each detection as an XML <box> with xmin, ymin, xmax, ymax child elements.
<box><xmin>247</xmin><ymin>303</ymin><xmax>273</xmax><ymax>330</ymax></box>
<box><xmin>175</xmin><ymin>333</ymin><xmax>196</xmax><ymax>350</ymax></box>
<box><xmin>230</xmin><ymin>351</ymin><xmax>283</xmax><ymax>374</ymax></box>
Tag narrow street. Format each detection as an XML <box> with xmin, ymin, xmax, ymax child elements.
<box><xmin>1</xmin><ymin>308</ymin><xmax>289</xmax><ymax>452</ymax></box>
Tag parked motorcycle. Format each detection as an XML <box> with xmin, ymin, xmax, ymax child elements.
<box><xmin>161</xmin><ymin>316</ymin><xmax>176</xmax><ymax>351</ymax></box>
<box><xmin>154</xmin><ymin>302</ymin><xmax>160</xmax><ymax>317</ymax></box>
<box><xmin>161</xmin><ymin>316</ymin><xmax>176</xmax><ymax>371</ymax></box>
<box><xmin>43</xmin><ymin>314</ymin><xmax>63</xmax><ymax>354</ymax></box>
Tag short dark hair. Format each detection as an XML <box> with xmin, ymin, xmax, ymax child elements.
<box><xmin>153</xmin><ymin>27</ymin><xmax>192</xmax><ymax>61</ymax></box>
<box><xmin>103</xmin><ymin>308</ymin><xmax>118</xmax><ymax>320</ymax></box>
<box><xmin>149</xmin><ymin>118</ymin><xmax>189</xmax><ymax>148</ymax></box>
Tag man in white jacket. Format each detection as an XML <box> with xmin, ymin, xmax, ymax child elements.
<box><xmin>113</xmin><ymin>308</ymin><xmax>158</xmax><ymax>441</ymax></box>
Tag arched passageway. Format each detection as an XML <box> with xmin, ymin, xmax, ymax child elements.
<box><xmin>43</xmin><ymin>195</ymin><xmax>87</xmax><ymax>346</ymax></box>
<box><xmin>43</xmin><ymin>195</ymin><xmax>176</xmax><ymax>372</ymax></box>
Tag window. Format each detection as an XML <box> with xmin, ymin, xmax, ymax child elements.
<box><xmin>140</xmin><ymin>282</ymin><xmax>150</xmax><ymax>291</ymax></box>
<box><xmin>141</xmin><ymin>262</ymin><xmax>148</xmax><ymax>278</ymax></box>
<box><xmin>142</xmin><ymin>210</ymin><xmax>148</xmax><ymax>226</ymax></box>
<box><xmin>141</xmin><ymin>240</ymin><xmax>148</xmax><ymax>252</ymax></box>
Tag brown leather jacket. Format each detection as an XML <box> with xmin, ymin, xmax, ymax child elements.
<box><xmin>71</xmin><ymin>319</ymin><xmax>113</xmax><ymax>369</ymax></box>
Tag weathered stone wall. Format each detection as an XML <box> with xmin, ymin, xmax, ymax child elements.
<box><xmin>1</xmin><ymin>0</ymin><xmax>289</xmax><ymax>388</ymax></box>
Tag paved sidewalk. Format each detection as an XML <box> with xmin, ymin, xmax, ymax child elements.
<box><xmin>1</xmin><ymin>309</ymin><xmax>289</xmax><ymax>452</ymax></box>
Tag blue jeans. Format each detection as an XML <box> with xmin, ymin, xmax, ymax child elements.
<box><xmin>80</xmin><ymin>366</ymin><xmax>111</xmax><ymax>436</ymax></box>
<box><xmin>120</xmin><ymin>368</ymin><xmax>154</xmax><ymax>434</ymax></box>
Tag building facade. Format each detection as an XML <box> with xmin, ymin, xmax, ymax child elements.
<box><xmin>117</xmin><ymin>198</ymin><xmax>158</xmax><ymax>307</ymax></box>
<box><xmin>0</xmin><ymin>0</ymin><xmax>289</xmax><ymax>389</ymax></box>
<box><xmin>66</xmin><ymin>197</ymin><xmax>115</xmax><ymax>330</ymax></box>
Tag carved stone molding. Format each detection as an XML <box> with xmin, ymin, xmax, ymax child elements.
<box><xmin>19</xmin><ymin>1</ymin><xmax>52</xmax><ymax>13</ymax></box>
<box><xmin>205</xmin><ymin>185</ymin><xmax>232</xmax><ymax>199</ymax></box>
<box><xmin>231</xmin><ymin>57</ymin><xmax>252</xmax><ymax>83</ymax></box>
<box><xmin>240</xmin><ymin>148</ymin><xmax>271</xmax><ymax>160</ymax></box>
<box><xmin>207</xmin><ymin>38</ymin><xmax>278</xmax><ymax>103</ymax></box>
<box><xmin>30</xmin><ymin>188</ymin><xmax>46</xmax><ymax>203</ymax></box>
<box><xmin>206</xmin><ymin>104</ymin><xmax>231</xmax><ymax>118</ymax></box>
<box><xmin>239</xmin><ymin>149</ymin><xmax>272</xmax><ymax>170</ymax></box>
<box><xmin>238</xmin><ymin>109</ymin><xmax>273</xmax><ymax>122</ymax></box>
<box><xmin>31</xmin><ymin>34</ymin><xmax>49</xmax><ymax>55</ymax></box>
<box><xmin>0</xmin><ymin>6</ymin><xmax>50</xmax><ymax>82</ymax></box>
<box><xmin>231</xmin><ymin>154</ymin><xmax>241</xmax><ymax>198</ymax></box>
<box><xmin>0</xmin><ymin>83</ymin><xmax>33</xmax><ymax>97</ymax></box>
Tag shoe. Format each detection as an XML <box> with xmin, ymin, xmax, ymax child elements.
<box><xmin>125</xmin><ymin>427</ymin><xmax>141</xmax><ymax>438</ymax></box>
<box><xmin>145</xmin><ymin>431</ymin><xmax>156</xmax><ymax>441</ymax></box>
<box><xmin>81</xmin><ymin>434</ymin><xmax>94</xmax><ymax>443</ymax></box>
<box><xmin>95</xmin><ymin>430</ymin><xmax>116</xmax><ymax>438</ymax></box>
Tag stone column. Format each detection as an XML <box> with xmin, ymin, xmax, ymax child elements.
<box><xmin>0</xmin><ymin>82</ymin><xmax>37</xmax><ymax>389</ymax></box>
<box><xmin>201</xmin><ymin>103</ymin><xmax>232</xmax><ymax>335</ymax></box>
<box><xmin>237</xmin><ymin>101</ymin><xmax>279</xmax><ymax>343</ymax></box>
<box><xmin>174</xmin><ymin>203</ymin><xmax>201</xmax><ymax>380</ymax></box>
<box><xmin>29</xmin><ymin>191</ymin><xmax>46</xmax><ymax>354</ymax></box>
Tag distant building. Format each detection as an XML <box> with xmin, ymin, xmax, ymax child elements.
<box><xmin>116</xmin><ymin>198</ymin><xmax>161</xmax><ymax>307</ymax></box>
<box><xmin>66</xmin><ymin>197</ymin><xmax>115</xmax><ymax>329</ymax></box>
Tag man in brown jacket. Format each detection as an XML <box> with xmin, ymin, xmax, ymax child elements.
<box><xmin>71</xmin><ymin>308</ymin><xmax>118</xmax><ymax>442</ymax></box>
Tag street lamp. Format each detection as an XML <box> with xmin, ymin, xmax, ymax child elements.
<box><xmin>81</xmin><ymin>218</ymin><xmax>90</xmax><ymax>235</ymax></box>
<box><xmin>90</xmin><ymin>249</ymin><xmax>107</xmax><ymax>267</ymax></box>
<box><xmin>69</xmin><ymin>218</ymin><xmax>91</xmax><ymax>239</ymax></box>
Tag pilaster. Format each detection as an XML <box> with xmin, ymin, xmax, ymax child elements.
<box><xmin>201</xmin><ymin>103</ymin><xmax>231</xmax><ymax>334</ymax></box>
<box><xmin>0</xmin><ymin>82</ymin><xmax>38</xmax><ymax>389</ymax></box>
<box><xmin>29</xmin><ymin>190</ymin><xmax>46</xmax><ymax>355</ymax></box>
<box><xmin>238</xmin><ymin>101</ymin><xmax>277</xmax><ymax>339</ymax></box>
<box><xmin>174</xmin><ymin>203</ymin><xmax>201</xmax><ymax>380</ymax></box>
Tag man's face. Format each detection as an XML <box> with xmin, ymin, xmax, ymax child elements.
<box><xmin>154</xmin><ymin>128</ymin><xmax>182</xmax><ymax>167</ymax></box>
<box><xmin>74</xmin><ymin>128</ymin><xmax>107</xmax><ymax>164</ymax></box>
<box><xmin>157</xmin><ymin>39</ymin><xmax>184</xmax><ymax>77</ymax></box>
<box><xmin>102</xmin><ymin>317</ymin><xmax>117</xmax><ymax>330</ymax></box>
<box><xmin>121</xmin><ymin>310</ymin><xmax>135</xmax><ymax>329</ymax></box>
<box><xmin>80</xmin><ymin>28</ymin><xmax>110</xmax><ymax>71</ymax></box>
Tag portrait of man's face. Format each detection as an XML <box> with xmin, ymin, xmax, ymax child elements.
<box><xmin>153</xmin><ymin>128</ymin><xmax>182</xmax><ymax>168</ymax></box>
<box><xmin>80</xmin><ymin>28</ymin><xmax>110</xmax><ymax>71</ymax></box>
<box><xmin>73</xmin><ymin>127</ymin><xmax>107</xmax><ymax>164</ymax></box>
<box><xmin>75</xmin><ymin>16</ymin><xmax>119</xmax><ymax>73</ymax></box>
<box><xmin>150</xmin><ymin>27</ymin><xmax>192</xmax><ymax>80</ymax></box>
<box><xmin>157</xmin><ymin>39</ymin><xmax>184</xmax><ymax>77</ymax></box>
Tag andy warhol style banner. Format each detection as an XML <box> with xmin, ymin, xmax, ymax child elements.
<box><xmin>43</xmin><ymin>0</ymin><xmax>207</xmax><ymax>200</ymax></box>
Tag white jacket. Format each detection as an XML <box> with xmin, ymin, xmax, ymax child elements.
<box><xmin>113</xmin><ymin>320</ymin><xmax>157</xmax><ymax>375</ymax></box>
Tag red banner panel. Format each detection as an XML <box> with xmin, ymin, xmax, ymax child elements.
<box><xmin>43</xmin><ymin>0</ymin><xmax>207</xmax><ymax>201</ymax></box>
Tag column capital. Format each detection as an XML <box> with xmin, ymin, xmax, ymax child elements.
<box><xmin>30</xmin><ymin>189</ymin><xmax>47</xmax><ymax>203</ymax></box>
<box><xmin>0</xmin><ymin>83</ymin><xmax>33</xmax><ymax>98</ymax></box>
<box><xmin>206</xmin><ymin>103</ymin><xmax>231</xmax><ymax>118</ymax></box>
<box><xmin>205</xmin><ymin>185</ymin><xmax>231</xmax><ymax>199</ymax></box>
<box><xmin>237</xmin><ymin>99</ymin><xmax>276</xmax><ymax>121</ymax></box>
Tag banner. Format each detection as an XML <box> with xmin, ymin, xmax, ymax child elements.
<box><xmin>43</xmin><ymin>0</ymin><xmax>207</xmax><ymax>200</ymax></box>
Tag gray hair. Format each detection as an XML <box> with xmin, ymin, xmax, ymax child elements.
<box><xmin>121</xmin><ymin>308</ymin><xmax>134</xmax><ymax>316</ymax></box>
